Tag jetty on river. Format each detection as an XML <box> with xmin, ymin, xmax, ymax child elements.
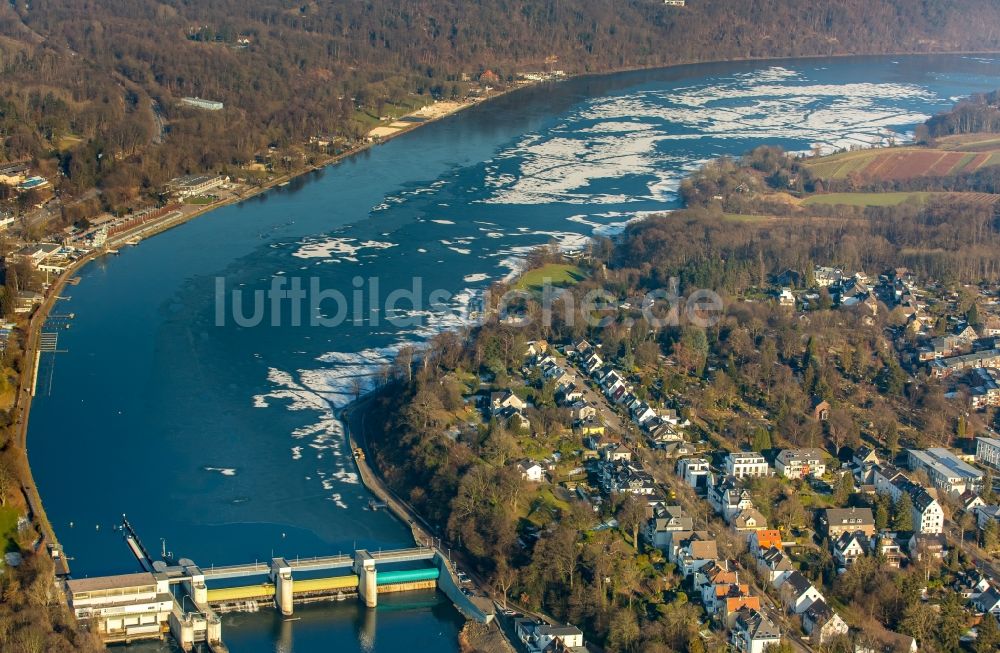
<box><xmin>63</xmin><ymin>517</ymin><xmax>493</xmax><ymax>651</ymax></box>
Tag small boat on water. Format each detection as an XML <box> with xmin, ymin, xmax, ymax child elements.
<box><xmin>278</xmin><ymin>181</ymin><xmax>290</xmax><ymax>187</ymax></box>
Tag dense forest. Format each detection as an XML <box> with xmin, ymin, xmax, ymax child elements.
<box><xmin>923</xmin><ymin>89</ymin><xmax>1000</xmax><ymax>137</ymax></box>
<box><xmin>4</xmin><ymin>1</ymin><xmax>1000</xmax><ymax>214</ymax></box>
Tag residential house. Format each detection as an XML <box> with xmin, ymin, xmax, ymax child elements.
<box><xmin>876</xmin><ymin>467</ymin><xmax>945</xmax><ymax>535</ymax></box>
<box><xmin>853</xmin><ymin>446</ymin><xmax>880</xmax><ymax>467</ymax></box>
<box><xmin>778</xmin><ymin>570</ymin><xmax>824</xmax><ymax>614</ymax></box>
<box><xmin>732</xmin><ymin>508</ymin><xmax>768</xmax><ymax>533</ymax></box>
<box><xmin>514</xmin><ymin>620</ymin><xmax>585</xmax><ymax>653</ymax></box>
<box><xmin>490</xmin><ymin>390</ymin><xmax>527</xmax><ymax>414</ymax></box>
<box><xmin>907</xmin><ymin>533</ymin><xmax>947</xmax><ymax>561</ymax></box>
<box><xmin>583</xmin><ymin>352</ymin><xmax>603</xmax><ymax>375</ymax></box>
<box><xmin>725</xmin><ymin>452</ymin><xmax>770</xmax><ymax>478</ymax></box>
<box><xmin>977</xmin><ymin>504</ymin><xmax>1000</xmax><ymax>530</ymax></box>
<box><xmin>775</xmin><ymin>448</ymin><xmax>827</xmax><ymax>479</ymax></box>
<box><xmin>874</xmin><ymin>532</ymin><xmax>906</xmax><ymax>569</ymax></box>
<box><xmin>517</xmin><ymin>460</ymin><xmax>544</xmax><ymax>483</ymax></box>
<box><xmin>602</xmin><ymin>444</ymin><xmax>632</xmax><ymax>462</ymax></box>
<box><xmin>929</xmin><ymin>349</ymin><xmax>1000</xmax><ymax>379</ymax></box>
<box><xmin>645</xmin><ymin>505</ymin><xmax>693</xmax><ymax>549</ymax></box>
<box><xmin>673</xmin><ymin>533</ymin><xmax>718</xmax><ymax>577</ymax></box>
<box><xmin>960</xmin><ymin>489</ymin><xmax>985</xmax><ymax>513</ymax></box>
<box><xmin>832</xmin><ymin>531</ymin><xmax>869</xmax><ymax>568</ymax></box>
<box><xmin>802</xmin><ymin>599</ymin><xmax>849</xmax><ymax>645</ymax></box>
<box><xmin>822</xmin><ymin>507</ymin><xmax>876</xmax><ymax>538</ymax></box>
<box><xmin>757</xmin><ymin>547</ymin><xmax>794</xmax><ymax>587</ymax></box>
<box><xmin>722</xmin><ymin>594</ymin><xmax>762</xmax><ymax>628</ymax></box>
<box><xmin>709</xmin><ymin>476</ymin><xmax>755</xmax><ymax>521</ymax></box>
<box><xmin>730</xmin><ymin>608</ymin><xmax>781</xmax><ymax>653</ymax></box>
<box><xmin>677</xmin><ymin>458</ymin><xmax>711</xmax><ymax>492</ymax></box>
<box><xmin>570</xmin><ymin>401</ymin><xmax>596</xmax><ymax>422</ymax></box>
<box><xmin>749</xmin><ymin>530</ymin><xmax>782</xmax><ymax>556</ymax></box>
<box><xmin>973</xmin><ymin>586</ymin><xmax>1000</xmax><ymax>617</ymax></box>
<box><xmin>496</xmin><ymin>406</ymin><xmax>531</xmax><ymax>431</ymax></box>
<box><xmin>954</xmin><ymin>570</ymin><xmax>992</xmax><ymax>600</ymax></box>
<box><xmin>814</xmin><ymin>266</ymin><xmax>843</xmax><ymax>287</ymax></box>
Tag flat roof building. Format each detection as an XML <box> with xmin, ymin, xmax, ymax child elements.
<box><xmin>66</xmin><ymin>572</ymin><xmax>174</xmax><ymax>643</ymax></box>
<box><xmin>181</xmin><ymin>96</ymin><xmax>224</xmax><ymax>111</ymax></box>
<box><xmin>976</xmin><ymin>436</ymin><xmax>1000</xmax><ymax>473</ymax></box>
<box><xmin>907</xmin><ymin>448</ymin><xmax>983</xmax><ymax>495</ymax></box>
<box><xmin>167</xmin><ymin>174</ymin><xmax>226</xmax><ymax>198</ymax></box>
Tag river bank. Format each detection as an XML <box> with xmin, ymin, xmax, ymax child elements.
<box><xmin>7</xmin><ymin>80</ymin><xmax>538</xmax><ymax>566</ymax></box>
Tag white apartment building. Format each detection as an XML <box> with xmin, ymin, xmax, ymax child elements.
<box><xmin>725</xmin><ymin>452</ymin><xmax>770</xmax><ymax>478</ymax></box>
<box><xmin>976</xmin><ymin>436</ymin><xmax>1000</xmax><ymax>472</ymax></box>
<box><xmin>775</xmin><ymin>448</ymin><xmax>826</xmax><ymax>479</ymax></box>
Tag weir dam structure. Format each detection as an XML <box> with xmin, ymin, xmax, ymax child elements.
<box><xmin>64</xmin><ymin>518</ymin><xmax>493</xmax><ymax>651</ymax></box>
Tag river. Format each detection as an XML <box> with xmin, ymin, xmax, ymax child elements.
<box><xmin>27</xmin><ymin>54</ymin><xmax>1000</xmax><ymax>651</ymax></box>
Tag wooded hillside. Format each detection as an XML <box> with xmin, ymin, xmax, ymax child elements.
<box><xmin>4</xmin><ymin>0</ymin><xmax>1000</xmax><ymax>212</ymax></box>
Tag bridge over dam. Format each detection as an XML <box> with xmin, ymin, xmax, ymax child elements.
<box><xmin>63</xmin><ymin>519</ymin><xmax>493</xmax><ymax>651</ymax></box>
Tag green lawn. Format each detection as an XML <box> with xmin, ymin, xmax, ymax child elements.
<box><xmin>0</xmin><ymin>505</ymin><xmax>22</xmax><ymax>553</ymax></box>
<box><xmin>183</xmin><ymin>195</ymin><xmax>217</xmax><ymax>205</ymax></box>
<box><xmin>514</xmin><ymin>263</ymin><xmax>586</xmax><ymax>292</ymax></box>
<box><xmin>802</xmin><ymin>191</ymin><xmax>934</xmax><ymax>207</ymax></box>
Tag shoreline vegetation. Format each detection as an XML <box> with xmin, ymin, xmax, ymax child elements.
<box><xmin>3</xmin><ymin>52</ymin><xmax>1000</xmax><ymax>650</ymax></box>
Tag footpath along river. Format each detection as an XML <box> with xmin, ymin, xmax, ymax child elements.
<box><xmin>27</xmin><ymin>54</ymin><xmax>1000</xmax><ymax>651</ymax></box>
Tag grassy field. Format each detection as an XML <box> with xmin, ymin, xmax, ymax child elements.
<box><xmin>183</xmin><ymin>195</ymin><xmax>217</xmax><ymax>205</ymax></box>
<box><xmin>352</xmin><ymin>95</ymin><xmax>438</xmax><ymax>127</ymax></box>
<box><xmin>514</xmin><ymin>263</ymin><xmax>586</xmax><ymax>292</ymax></box>
<box><xmin>0</xmin><ymin>505</ymin><xmax>21</xmax><ymax>553</ymax></box>
<box><xmin>802</xmin><ymin>192</ymin><xmax>934</xmax><ymax>207</ymax></box>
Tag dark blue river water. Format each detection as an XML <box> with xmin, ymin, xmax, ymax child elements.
<box><xmin>27</xmin><ymin>54</ymin><xmax>1000</xmax><ymax>651</ymax></box>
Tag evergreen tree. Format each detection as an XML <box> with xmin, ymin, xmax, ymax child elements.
<box><xmin>874</xmin><ymin>493</ymin><xmax>891</xmax><ymax>531</ymax></box>
<box><xmin>936</xmin><ymin>593</ymin><xmax>966</xmax><ymax>653</ymax></box>
<box><xmin>833</xmin><ymin>473</ymin><xmax>854</xmax><ymax>505</ymax></box>
<box><xmin>983</xmin><ymin>519</ymin><xmax>1000</xmax><ymax>553</ymax></box>
<box><xmin>892</xmin><ymin>492</ymin><xmax>914</xmax><ymax>532</ymax></box>
<box><xmin>752</xmin><ymin>427</ymin><xmax>772</xmax><ymax>453</ymax></box>
<box><xmin>976</xmin><ymin>612</ymin><xmax>1000</xmax><ymax>653</ymax></box>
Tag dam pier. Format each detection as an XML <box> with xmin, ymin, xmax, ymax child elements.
<box><xmin>63</xmin><ymin>518</ymin><xmax>493</xmax><ymax>650</ymax></box>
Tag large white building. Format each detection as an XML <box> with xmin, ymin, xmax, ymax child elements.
<box><xmin>725</xmin><ymin>452</ymin><xmax>770</xmax><ymax>479</ymax></box>
<box><xmin>168</xmin><ymin>174</ymin><xmax>226</xmax><ymax>198</ymax></box>
<box><xmin>873</xmin><ymin>466</ymin><xmax>944</xmax><ymax>534</ymax></box>
<box><xmin>775</xmin><ymin>448</ymin><xmax>826</xmax><ymax>479</ymax></box>
<box><xmin>976</xmin><ymin>436</ymin><xmax>1000</xmax><ymax>472</ymax></box>
<box><xmin>677</xmin><ymin>457</ymin><xmax>711</xmax><ymax>491</ymax></box>
<box><xmin>907</xmin><ymin>448</ymin><xmax>983</xmax><ymax>494</ymax></box>
<box><xmin>66</xmin><ymin>572</ymin><xmax>174</xmax><ymax>643</ymax></box>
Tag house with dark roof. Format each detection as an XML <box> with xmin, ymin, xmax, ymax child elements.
<box><xmin>974</xmin><ymin>586</ymin><xmax>1000</xmax><ymax>617</ymax></box>
<box><xmin>757</xmin><ymin>547</ymin><xmax>794</xmax><ymax>587</ymax></box>
<box><xmin>832</xmin><ymin>531</ymin><xmax>869</xmax><ymax>568</ymax></box>
<box><xmin>730</xmin><ymin>608</ymin><xmax>781</xmax><ymax>653</ymax></box>
<box><xmin>822</xmin><ymin>507</ymin><xmax>875</xmax><ymax>538</ymax></box>
<box><xmin>778</xmin><ymin>571</ymin><xmax>824</xmax><ymax>614</ymax></box>
<box><xmin>802</xmin><ymin>599</ymin><xmax>849</xmax><ymax>644</ymax></box>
